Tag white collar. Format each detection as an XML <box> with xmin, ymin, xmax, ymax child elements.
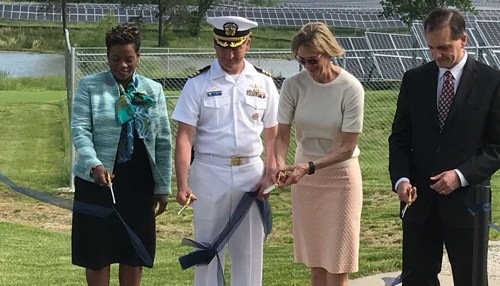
<box><xmin>210</xmin><ymin>59</ymin><xmax>257</xmax><ymax>80</ymax></box>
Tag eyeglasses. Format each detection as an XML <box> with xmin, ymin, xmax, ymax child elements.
<box><xmin>296</xmin><ymin>54</ymin><xmax>321</xmax><ymax>65</ymax></box>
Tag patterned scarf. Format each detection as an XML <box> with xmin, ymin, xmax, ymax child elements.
<box><xmin>115</xmin><ymin>80</ymin><xmax>156</xmax><ymax>164</ymax></box>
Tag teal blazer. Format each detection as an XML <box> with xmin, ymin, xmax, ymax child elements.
<box><xmin>71</xmin><ymin>71</ymin><xmax>172</xmax><ymax>195</ymax></box>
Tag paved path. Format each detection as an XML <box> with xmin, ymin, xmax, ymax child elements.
<box><xmin>350</xmin><ymin>240</ymin><xmax>500</xmax><ymax>285</ymax></box>
<box><xmin>350</xmin><ymin>272</ymin><xmax>500</xmax><ymax>286</ymax></box>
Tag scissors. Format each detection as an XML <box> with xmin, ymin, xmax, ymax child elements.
<box><xmin>401</xmin><ymin>187</ymin><xmax>415</xmax><ymax>218</ymax></box>
<box><xmin>178</xmin><ymin>193</ymin><xmax>194</xmax><ymax>215</ymax></box>
<box><xmin>107</xmin><ymin>173</ymin><xmax>116</xmax><ymax>205</ymax></box>
<box><xmin>263</xmin><ymin>171</ymin><xmax>285</xmax><ymax>195</ymax></box>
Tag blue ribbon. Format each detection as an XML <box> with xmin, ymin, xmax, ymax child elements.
<box><xmin>0</xmin><ymin>172</ymin><xmax>153</xmax><ymax>267</ymax></box>
<box><xmin>0</xmin><ymin>172</ymin><xmax>73</xmax><ymax>210</ymax></box>
<box><xmin>468</xmin><ymin>202</ymin><xmax>500</xmax><ymax>232</ymax></box>
<box><xmin>178</xmin><ymin>191</ymin><xmax>272</xmax><ymax>286</ymax></box>
<box><xmin>111</xmin><ymin>204</ymin><xmax>154</xmax><ymax>267</ymax></box>
<box><xmin>73</xmin><ymin>200</ymin><xmax>113</xmax><ymax>217</ymax></box>
<box><xmin>388</xmin><ymin>270</ymin><xmax>411</xmax><ymax>285</ymax></box>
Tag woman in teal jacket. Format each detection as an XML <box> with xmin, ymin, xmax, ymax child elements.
<box><xmin>71</xmin><ymin>24</ymin><xmax>172</xmax><ymax>286</ymax></box>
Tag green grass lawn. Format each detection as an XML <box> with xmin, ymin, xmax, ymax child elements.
<box><xmin>0</xmin><ymin>91</ymin><xmax>67</xmax><ymax>104</ymax></box>
<box><xmin>0</xmin><ymin>91</ymin><xmax>70</xmax><ymax>190</ymax></box>
<box><xmin>0</xmin><ymin>87</ymin><xmax>499</xmax><ymax>285</ymax></box>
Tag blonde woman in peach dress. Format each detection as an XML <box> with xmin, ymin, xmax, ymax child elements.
<box><xmin>274</xmin><ymin>22</ymin><xmax>364</xmax><ymax>286</ymax></box>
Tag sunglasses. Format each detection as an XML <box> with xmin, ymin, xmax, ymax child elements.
<box><xmin>296</xmin><ymin>54</ymin><xmax>321</xmax><ymax>65</ymax></box>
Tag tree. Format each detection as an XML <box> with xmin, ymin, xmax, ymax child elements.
<box><xmin>187</xmin><ymin>0</ymin><xmax>215</xmax><ymax>37</ymax></box>
<box><xmin>120</xmin><ymin>0</ymin><xmax>191</xmax><ymax>47</ymax></box>
<box><xmin>380</xmin><ymin>0</ymin><xmax>476</xmax><ymax>28</ymax></box>
<box><xmin>61</xmin><ymin>0</ymin><xmax>68</xmax><ymax>31</ymax></box>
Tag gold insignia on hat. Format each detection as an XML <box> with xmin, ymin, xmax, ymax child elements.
<box><xmin>207</xmin><ymin>16</ymin><xmax>257</xmax><ymax>48</ymax></box>
<box><xmin>252</xmin><ymin>113</ymin><xmax>260</xmax><ymax>120</ymax></box>
<box><xmin>223</xmin><ymin>22</ymin><xmax>238</xmax><ymax>36</ymax></box>
<box><xmin>214</xmin><ymin>34</ymin><xmax>251</xmax><ymax>48</ymax></box>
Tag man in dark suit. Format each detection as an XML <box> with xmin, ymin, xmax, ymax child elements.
<box><xmin>389</xmin><ymin>7</ymin><xmax>500</xmax><ymax>286</ymax></box>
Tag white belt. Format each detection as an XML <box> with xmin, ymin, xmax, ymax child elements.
<box><xmin>195</xmin><ymin>154</ymin><xmax>261</xmax><ymax>166</ymax></box>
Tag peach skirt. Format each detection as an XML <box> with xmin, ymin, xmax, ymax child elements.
<box><xmin>291</xmin><ymin>158</ymin><xmax>362</xmax><ymax>274</ymax></box>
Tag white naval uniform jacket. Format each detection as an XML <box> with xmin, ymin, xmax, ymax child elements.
<box><xmin>172</xmin><ymin>59</ymin><xmax>279</xmax><ymax>158</ymax></box>
<box><xmin>173</xmin><ymin>59</ymin><xmax>279</xmax><ymax>286</ymax></box>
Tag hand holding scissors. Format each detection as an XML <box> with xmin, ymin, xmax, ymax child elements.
<box><xmin>178</xmin><ymin>193</ymin><xmax>194</xmax><ymax>215</ymax></box>
<box><xmin>107</xmin><ymin>172</ymin><xmax>116</xmax><ymax>204</ymax></box>
<box><xmin>401</xmin><ymin>187</ymin><xmax>416</xmax><ymax>218</ymax></box>
<box><xmin>263</xmin><ymin>171</ymin><xmax>286</xmax><ymax>195</ymax></box>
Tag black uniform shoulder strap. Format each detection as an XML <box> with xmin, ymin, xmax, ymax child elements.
<box><xmin>189</xmin><ymin>65</ymin><xmax>211</xmax><ymax>78</ymax></box>
<box><xmin>253</xmin><ymin>65</ymin><xmax>272</xmax><ymax>77</ymax></box>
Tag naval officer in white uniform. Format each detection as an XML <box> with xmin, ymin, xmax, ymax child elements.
<box><xmin>172</xmin><ymin>16</ymin><xmax>279</xmax><ymax>286</ymax></box>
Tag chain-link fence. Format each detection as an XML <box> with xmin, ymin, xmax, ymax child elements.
<box><xmin>70</xmin><ymin>46</ymin><xmax>497</xmax><ymax>190</ymax></box>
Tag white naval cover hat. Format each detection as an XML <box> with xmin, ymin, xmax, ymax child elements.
<box><xmin>206</xmin><ymin>16</ymin><xmax>258</xmax><ymax>48</ymax></box>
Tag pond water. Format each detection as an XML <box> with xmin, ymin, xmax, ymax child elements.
<box><xmin>0</xmin><ymin>51</ymin><xmax>65</xmax><ymax>77</ymax></box>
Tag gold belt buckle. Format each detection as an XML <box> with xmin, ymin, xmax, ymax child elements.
<box><xmin>231</xmin><ymin>156</ymin><xmax>242</xmax><ymax>166</ymax></box>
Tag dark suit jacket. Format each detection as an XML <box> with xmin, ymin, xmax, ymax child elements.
<box><xmin>389</xmin><ymin>55</ymin><xmax>500</xmax><ymax>228</ymax></box>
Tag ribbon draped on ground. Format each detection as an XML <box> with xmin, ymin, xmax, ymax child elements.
<box><xmin>0</xmin><ymin>172</ymin><xmax>153</xmax><ymax>267</ymax></box>
<box><xmin>386</xmin><ymin>270</ymin><xmax>411</xmax><ymax>285</ymax></box>
<box><xmin>178</xmin><ymin>191</ymin><xmax>272</xmax><ymax>286</ymax></box>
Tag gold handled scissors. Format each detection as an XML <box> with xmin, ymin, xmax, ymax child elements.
<box><xmin>263</xmin><ymin>171</ymin><xmax>285</xmax><ymax>195</ymax></box>
<box><xmin>178</xmin><ymin>193</ymin><xmax>194</xmax><ymax>215</ymax></box>
<box><xmin>401</xmin><ymin>187</ymin><xmax>414</xmax><ymax>218</ymax></box>
<box><xmin>107</xmin><ymin>173</ymin><xmax>116</xmax><ymax>205</ymax></box>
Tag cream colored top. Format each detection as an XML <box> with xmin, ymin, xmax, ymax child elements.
<box><xmin>278</xmin><ymin>68</ymin><xmax>364</xmax><ymax>166</ymax></box>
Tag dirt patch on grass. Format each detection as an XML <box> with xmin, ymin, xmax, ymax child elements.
<box><xmin>0</xmin><ymin>187</ymin><xmax>194</xmax><ymax>239</ymax></box>
<box><xmin>0</xmin><ymin>188</ymin><xmax>73</xmax><ymax>233</ymax></box>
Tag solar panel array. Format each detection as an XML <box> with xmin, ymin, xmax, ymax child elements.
<box><xmin>334</xmin><ymin>16</ymin><xmax>500</xmax><ymax>81</ymax></box>
<box><xmin>276</xmin><ymin>0</ymin><xmax>382</xmax><ymax>8</ymax></box>
<box><xmin>476</xmin><ymin>21</ymin><xmax>500</xmax><ymax>46</ymax></box>
<box><xmin>366</xmin><ymin>32</ymin><xmax>422</xmax><ymax>80</ymax></box>
<box><xmin>335</xmin><ymin>37</ymin><xmax>380</xmax><ymax>81</ymax></box>
<box><xmin>412</xmin><ymin>21</ymin><xmax>500</xmax><ymax>69</ymax></box>
<box><xmin>464</xmin><ymin>12</ymin><xmax>500</xmax><ymax>22</ymax></box>
<box><xmin>472</xmin><ymin>21</ymin><xmax>500</xmax><ymax>68</ymax></box>
<box><xmin>335</xmin><ymin>32</ymin><xmax>429</xmax><ymax>81</ymax></box>
<box><xmin>207</xmin><ymin>6</ymin><xmax>405</xmax><ymax>28</ymax></box>
<box><xmin>0</xmin><ymin>3</ymin><xmax>157</xmax><ymax>23</ymax></box>
<box><xmin>0</xmin><ymin>2</ymin><xmax>404</xmax><ymax>29</ymax></box>
<box><xmin>3</xmin><ymin>1</ymin><xmax>500</xmax><ymax>30</ymax></box>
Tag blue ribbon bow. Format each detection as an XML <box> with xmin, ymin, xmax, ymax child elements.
<box><xmin>178</xmin><ymin>191</ymin><xmax>272</xmax><ymax>286</ymax></box>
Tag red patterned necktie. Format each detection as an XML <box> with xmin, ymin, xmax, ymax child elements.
<box><xmin>437</xmin><ymin>71</ymin><xmax>454</xmax><ymax>131</ymax></box>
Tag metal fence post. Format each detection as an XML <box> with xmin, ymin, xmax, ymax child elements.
<box><xmin>472</xmin><ymin>184</ymin><xmax>491</xmax><ymax>286</ymax></box>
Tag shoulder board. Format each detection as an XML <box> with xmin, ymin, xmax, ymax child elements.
<box><xmin>253</xmin><ymin>65</ymin><xmax>272</xmax><ymax>77</ymax></box>
<box><xmin>188</xmin><ymin>65</ymin><xmax>211</xmax><ymax>78</ymax></box>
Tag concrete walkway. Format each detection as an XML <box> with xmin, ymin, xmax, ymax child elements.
<box><xmin>350</xmin><ymin>272</ymin><xmax>500</xmax><ymax>286</ymax></box>
<box><xmin>350</xmin><ymin>240</ymin><xmax>500</xmax><ymax>285</ymax></box>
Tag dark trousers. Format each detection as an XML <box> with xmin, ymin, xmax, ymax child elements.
<box><xmin>402</xmin><ymin>207</ymin><xmax>475</xmax><ymax>286</ymax></box>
